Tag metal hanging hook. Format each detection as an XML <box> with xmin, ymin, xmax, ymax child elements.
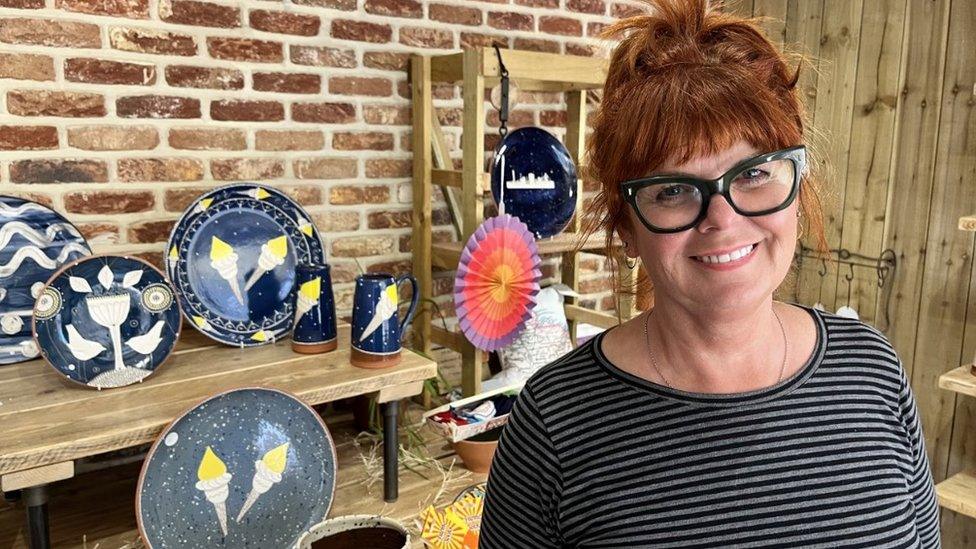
<box><xmin>493</xmin><ymin>44</ymin><xmax>510</xmax><ymax>138</ymax></box>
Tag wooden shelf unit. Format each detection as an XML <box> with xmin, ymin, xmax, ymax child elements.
<box><xmin>411</xmin><ymin>47</ymin><xmax>637</xmax><ymax>397</ymax></box>
<box><xmin>935</xmin><ymin>364</ymin><xmax>976</xmax><ymax>519</ymax></box>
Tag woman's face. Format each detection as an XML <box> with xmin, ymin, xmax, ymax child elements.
<box><xmin>621</xmin><ymin>139</ymin><xmax>799</xmax><ymax>313</ymax></box>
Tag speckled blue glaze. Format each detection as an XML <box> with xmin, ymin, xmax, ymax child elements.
<box><xmin>292</xmin><ymin>263</ymin><xmax>337</xmax><ymax>348</ymax></box>
<box><xmin>167</xmin><ymin>184</ymin><xmax>325</xmax><ymax>347</ymax></box>
<box><xmin>489</xmin><ymin>127</ymin><xmax>578</xmax><ymax>239</ymax></box>
<box><xmin>32</xmin><ymin>255</ymin><xmax>180</xmax><ymax>389</ymax></box>
<box><xmin>351</xmin><ymin>273</ymin><xmax>418</xmax><ymax>356</ymax></box>
<box><xmin>0</xmin><ymin>196</ymin><xmax>90</xmax><ymax>365</ymax></box>
<box><xmin>138</xmin><ymin>387</ymin><xmax>337</xmax><ymax>549</ymax></box>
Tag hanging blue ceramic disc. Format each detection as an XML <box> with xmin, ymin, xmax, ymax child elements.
<box><xmin>0</xmin><ymin>196</ymin><xmax>90</xmax><ymax>365</ymax></box>
<box><xmin>137</xmin><ymin>387</ymin><xmax>337</xmax><ymax>549</ymax></box>
<box><xmin>490</xmin><ymin>127</ymin><xmax>578</xmax><ymax>239</ymax></box>
<box><xmin>166</xmin><ymin>184</ymin><xmax>325</xmax><ymax>347</ymax></box>
<box><xmin>32</xmin><ymin>255</ymin><xmax>181</xmax><ymax>389</ymax></box>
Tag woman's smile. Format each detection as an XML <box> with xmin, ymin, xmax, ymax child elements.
<box><xmin>690</xmin><ymin>241</ymin><xmax>761</xmax><ymax>271</ymax></box>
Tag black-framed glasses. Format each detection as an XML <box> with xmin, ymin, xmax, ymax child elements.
<box><xmin>620</xmin><ymin>145</ymin><xmax>807</xmax><ymax>234</ymax></box>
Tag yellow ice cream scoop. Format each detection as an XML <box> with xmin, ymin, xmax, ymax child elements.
<box><xmin>197</xmin><ymin>446</ymin><xmax>227</xmax><ymax>481</ymax></box>
<box><xmin>299</xmin><ymin>277</ymin><xmax>321</xmax><ymax>301</ymax></box>
<box><xmin>262</xmin><ymin>442</ymin><xmax>289</xmax><ymax>474</ymax></box>
<box><xmin>210</xmin><ymin>236</ymin><xmax>234</xmax><ymax>262</ymax></box>
<box><xmin>266</xmin><ymin>235</ymin><xmax>288</xmax><ymax>259</ymax></box>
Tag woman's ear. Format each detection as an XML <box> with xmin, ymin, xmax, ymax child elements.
<box><xmin>616</xmin><ymin>224</ymin><xmax>639</xmax><ymax>258</ymax></box>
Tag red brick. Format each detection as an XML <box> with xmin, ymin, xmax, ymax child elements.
<box><xmin>329</xmin><ymin>76</ymin><xmax>391</xmax><ymax>97</ymax></box>
<box><xmin>65</xmin><ymin>58</ymin><xmax>156</xmax><ymax>85</ymax></box>
<box><xmin>0</xmin><ymin>125</ymin><xmax>57</xmax><ymax>150</ymax></box>
<box><xmin>366</xmin><ymin>259</ymin><xmax>411</xmax><ymax>276</ymax></box>
<box><xmin>0</xmin><ymin>52</ymin><xmax>54</xmax><ymax>80</ymax></box>
<box><xmin>565</xmin><ymin>42</ymin><xmax>599</xmax><ymax>57</ymax></box>
<box><xmin>67</xmin><ymin>125</ymin><xmax>158</xmax><ymax>150</ymax></box>
<box><xmin>165</xmin><ymin>65</ymin><xmax>242</xmax><ymax>89</ymax></box>
<box><xmin>7</xmin><ymin>90</ymin><xmax>105</xmax><ymax>117</ymax></box>
<box><xmin>331</xmin><ymin>235</ymin><xmax>394</xmax><ymax>257</ymax></box>
<box><xmin>0</xmin><ymin>0</ymin><xmax>44</xmax><ymax>7</ymax></box>
<box><xmin>436</xmin><ymin>107</ymin><xmax>463</xmax><ymax>127</ymax></box>
<box><xmin>255</xmin><ymin>130</ymin><xmax>324</xmax><ymax>151</ymax></box>
<box><xmin>128</xmin><ymin>219</ymin><xmax>175</xmax><ymax>244</ymax></box>
<box><xmin>363</xmin><ymin>185</ymin><xmax>390</xmax><ymax>203</ymax></box>
<box><xmin>250</xmin><ymin>9</ymin><xmax>320</xmax><ymax>36</ymax></box>
<box><xmin>368</xmin><ymin>209</ymin><xmax>411</xmax><ymax>229</ymax></box>
<box><xmin>488</xmin><ymin>109</ymin><xmax>533</xmax><ymax>127</ymax></box>
<box><xmin>279</xmin><ymin>185</ymin><xmax>322</xmax><ymax>206</ymax></box>
<box><xmin>515</xmin><ymin>0</ymin><xmax>558</xmax><ymax>6</ymax></box>
<box><xmin>292</xmin><ymin>102</ymin><xmax>356</xmax><ymax>124</ymax></box>
<box><xmin>295</xmin><ymin>158</ymin><xmax>357</xmax><ymax>180</ymax></box>
<box><xmin>253</xmin><ymin>72</ymin><xmax>321</xmax><ymax>94</ymax></box>
<box><xmin>56</xmin><ymin>0</ymin><xmax>148</xmax><ymax>18</ymax></box>
<box><xmin>461</xmin><ymin>32</ymin><xmax>508</xmax><ymax>49</ymax></box>
<box><xmin>169</xmin><ymin>128</ymin><xmax>245</xmax><ymax>150</ymax></box>
<box><xmin>207</xmin><ymin>37</ymin><xmax>282</xmax><ymax>63</ymax></box>
<box><xmin>0</xmin><ymin>18</ymin><xmax>100</xmax><ymax>47</ymax></box>
<box><xmin>579</xmin><ymin>276</ymin><xmax>612</xmax><ymax>294</ymax></box>
<box><xmin>109</xmin><ymin>26</ymin><xmax>196</xmax><ymax>56</ymax></box>
<box><xmin>76</xmin><ymin>222</ymin><xmax>119</xmax><ymax>243</ymax></box>
<box><xmin>364</xmin><ymin>0</ymin><xmax>421</xmax><ymax>18</ymax></box>
<box><xmin>429</xmin><ymin>3</ymin><xmax>481</xmax><ymax>25</ymax></box>
<box><xmin>292</xmin><ymin>0</ymin><xmax>354</xmax><ymax>8</ymax></box>
<box><xmin>514</xmin><ymin>37</ymin><xmax>559</xmax><ymax>53</ymax></box>
<box><xmin>331</xmin><ymin>19</ymin><xmax>391</xmax><ymax>43</ymax></box>
<box><xmin>366</xmin><ymin>159</ymin><xmax>411</xmax><ymax>178</ymax></box>
<box><xmin>211</xmin><ymin>100</ymin><xmax>283</xmax><ymax>122</ymax></box>
<box><xmin>540</xmin><ymin>16</ymin><xmax>582</xmax><ymax>36</ymax></box>
<box><xmin>362</xmin><ymin>51</ymin><xmax>409</xmax><ymax>71</ymax></box>
<box><xmin>11</xmin><ymin>159</ymin><xmax>108</xmax><ymax>183</ymax></box>
<box><xmin>611</xmin><ymin>1</ymin><xmax>645</xmax><ymax>17</ymax></box>
<box><xmin>587</xmin><ymin>21</ymin><xmax>608</xmax><ymax>37</ymax></box>
<box><xmin>399</xmin><ymin>26</ymin><xmax>452</xmax><ymax>49</ymax></box>
<box><xmin>540</xmin><ymin>110</ymin><xmax>566</xmax><ymax>127</ymax></box>
<box><xmin>290</xmin><ymin>45</ymin><xmax>356</xmax><ymax>68</ymax></box>
<box><xmin>64</xmin><ymin>190</ymin><xmax>154</xmax><ymax>214</ymax></box>
<box><xmin>313</xmin><ymin>211</ymin><xmax>359</xmax><ymax>232</ymax></box>
<box><xmin>400</xmin><ymin>229</ymin><xmax>452</xmax><ymax>253</ymax></box>
<box><xmin>117</xmin><ymin>157</ymin><xmax>203</xmax><ymax>181</ymax></box>
<box><xmin>159</xmin><ymin>0</ymin><xmax>239</xmax><ymax>27</ymax></box>
<box><xmin>333</xmin><ymin>132</ymin><xmax>394</xmax><ymax>151</ymax></box>
<box><xmin>210</xmin><ymin>158</ymin><xmax>284</xmax><ymax>181</ymax></box>
<box><xmin>488</xmin><ymin>12</ymin><xmax>533</xmax><ymax>31</ymax></box>
<box><xmin>117</xmin><ymin>95</ymin><xmax>200</xmax><ymax>119</ymax></box>
<box><xmin>363</xmin><ymin>105</ymin><xmax>410</xmax><ymax>125</ymax></box>
<box><xmin>567</xmin><ymin>0</ymin><xmax>605</xmax><ymax>14</ymax></box>
<box><xmin>164</xmin><ymin>187</ymin><xmax>211</xmax><ymax>212</ymax></box>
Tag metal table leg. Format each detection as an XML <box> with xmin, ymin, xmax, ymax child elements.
<box><xmin>382</xmin><ymin>400</ymin><xmax>399</xmax><ymax>502</ymax></box>
<box><xmin>24</xmin><ymin>485</ymin><xmax>49</xmax><ymax>549</ymax></box>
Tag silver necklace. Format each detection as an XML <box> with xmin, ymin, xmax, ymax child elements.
<box><xmin>642</xmin><ymin>307</ymin><xmax>789</xmax><ymax>390</ymax></box>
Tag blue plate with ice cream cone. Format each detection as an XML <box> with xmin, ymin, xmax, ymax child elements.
<box><xmin>166</xmin><ymin>184</ymin><xmax>325</xmax><ymax>347</ymax></box>
<box><xmin>137</xmin><ymin>387</ymin><xmax>337</xmax><ymax>548</ymax></box>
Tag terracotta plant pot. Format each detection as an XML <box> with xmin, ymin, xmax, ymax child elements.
<box><xmin>452</xmin><ymin>427</ymin><xmax>502</xmax><ymax>474</ymax></box>
<box><xmin>296</xmin><ymin>515</ymin><xmax>409</xmax><ymax>549</ymax></box>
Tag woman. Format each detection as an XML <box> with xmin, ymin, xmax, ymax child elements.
<box><xmin>479</xmin><ymin>1</ymin><xmax>941</xmax><ymax>547</ymax></box>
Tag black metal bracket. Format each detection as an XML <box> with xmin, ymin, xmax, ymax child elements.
<box><xmin>492</xmin><ymin>44</ymin><xmax>509</xmax><ymax>138</ymax></box>
<box><xmin>795</xmin><ymin>244</ymin><xmax>897</xmax><ymax>330</ymax></box>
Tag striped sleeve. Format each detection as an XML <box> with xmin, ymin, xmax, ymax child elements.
<box><xmin>896</xmin><ymin>360</ymin><xmax>942</xmax><ymax>548</ymax></box>
<box><xmin>480</xmin><ymin>385</ymin><xmax>563</xmax><ymax>548</ymax></box>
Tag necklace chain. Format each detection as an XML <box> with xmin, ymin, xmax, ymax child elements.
<box><xmin>642</xmin><ymin>307</ymin><xmax>789</xmax><ymax>390</ymax></box>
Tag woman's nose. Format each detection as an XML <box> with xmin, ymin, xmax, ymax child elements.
<box><xmin>695</xmin><ymin>194</ymin><xmax>742</xmax><ymax>233</ymax></box>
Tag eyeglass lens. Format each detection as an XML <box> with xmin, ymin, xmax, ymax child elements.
<box><xmin>633</xmin><ymin>158</ymin><xmax>796</xmax><ymax>230</ymax></box>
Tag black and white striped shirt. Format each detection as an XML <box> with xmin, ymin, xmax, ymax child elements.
<box><xmin>481</xmin><ymin>305</ymin><xmax>941</xmax><ymax>548</ymax></box>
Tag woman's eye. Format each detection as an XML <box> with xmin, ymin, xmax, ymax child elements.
<box><xmin>738</xmin><ymin>168</ymin><xmax>770</xmax><ymax>181</ymax></box>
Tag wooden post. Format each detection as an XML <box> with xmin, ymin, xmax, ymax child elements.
<box><xmin>460</xmin><ymin>47</ymin><xmax>486</xmax><ymax>396</ymax></box>
<box><xmin>563</xmin><ymin>89</ymin><xmax>587</xmax><ymax>342</ymax></box>
<box><xmin>411</xmin><ymin>54</ymin><xmax>433</xmax><ymax>360</ymax></box>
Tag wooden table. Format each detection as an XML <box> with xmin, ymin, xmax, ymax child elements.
<box><xmin>0</xmin><ymin>323</ymin><xmax>437</xmax><ymax>549</ymax></box>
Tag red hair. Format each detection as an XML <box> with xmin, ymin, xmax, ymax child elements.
<box><xmin>581</xmin><ymin>0</ymin><xmax>829</xmax><ymax>307</ymax></box>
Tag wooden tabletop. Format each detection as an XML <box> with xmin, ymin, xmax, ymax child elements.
<box><xmin>0</xmin><ymin>322</ymin><xmax>437</xmax><ymax>479</ymax></box>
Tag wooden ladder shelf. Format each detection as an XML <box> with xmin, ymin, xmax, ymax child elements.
<box><xmin>411</xmin><ymin>47</ymin><xmax>638</xmax><ymax>397</ymax></box>
<box><xmin>935</xmin><ymin>365</ymin><xmax>976</xmax><ymax>519</ymax></box>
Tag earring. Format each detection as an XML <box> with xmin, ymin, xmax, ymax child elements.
<box><xmin>626</xmin><ymin>256</ymin><xmax>638</xmax><ymax>269</ymax></box>
<box><xmin>797</xmin><ymin>222</ymin><xmax>804</xmax><ymax>241</ymax></box>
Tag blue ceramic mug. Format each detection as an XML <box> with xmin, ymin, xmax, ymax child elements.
<box><xmin>350</xmin><ymin>273</ymin><xmax>418</xmax><ymax>368</ymax></box>
<box><xmin>291</xmin><ymin>263</ymin><xmax>338</xmax><ymax>354</ymax></box>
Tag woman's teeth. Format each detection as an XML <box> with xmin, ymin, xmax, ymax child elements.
<box><xmin>694</xmin><ymin>244</ymin><xmax>756</xmax><ymax>264</ymax></box>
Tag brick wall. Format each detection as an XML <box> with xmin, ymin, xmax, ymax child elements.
<box><xmin>0</xmin><ymin>0</ymin><xmax>640</xmax><ymax>315</ymax></box>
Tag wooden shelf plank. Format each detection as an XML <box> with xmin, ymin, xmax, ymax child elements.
<box><xmin>959</xmin><ymin>213</ymin><xmax>976</xmax><ymax>232</ymax></box>
<box><xmin>938</xmin><ymin>364</ymin><xmax>976</xmax><ymax>397</ymax></box>
<box><xmin>936</xmin><ymin>471</ymin><xmax>976</xmax><ymax>518</ymax></box>
<box><xmin>429</xmin><ymin>48</ymin><xmax>607</xmax><ymax>89</ymax></box>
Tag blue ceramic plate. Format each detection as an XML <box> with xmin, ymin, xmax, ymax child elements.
<box><xmin>490</xmin><ymin>127</ymin><xmax>578</xmax><ymax>239</ymax></box>
<box><xmin>166</xmin><ymin>184</ymin><xmax>325</xmax><ymax>347</ymax></box>
<box><xmin>32</xmin><ymin>255</ymin><xmax>181</xmax><ymax>389</ymax></box>
<box><xmin>137</xmin><ymin>387</ymin><xmax>337</xmax><ymax>549</ymax></box>
<box><xmin>0</xmin><ymin>197</ymin><xmax>91</xmax><ymax>365</ymax></box>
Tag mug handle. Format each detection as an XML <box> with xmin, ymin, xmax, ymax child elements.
<box><xmin>395</xmin><ymin>273</ymin><xmax>419</xmax><ymax>339</ymax></box>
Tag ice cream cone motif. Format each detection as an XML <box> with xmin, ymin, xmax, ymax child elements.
<box><xmin>359</xmin><ymin>284</ymin><xmax>398</xmax><ymax>343</ymax></box>
<box><xmin>195</xmin><ymin>446</ymin><xmax>233</xmax><ymax>536</ymax></box>
<box><xmin>293</xmin><ymin>277</ymin><xmax>320</xmax><ymax>327</ymax></box>
<box><xmin>210</xmin><ymin>236</ymin><xmax>244</xmax><ymax>305</ymax></box>
<box><xmin>235</xmin><ymin>442</ymin><xmax>289</xmax><ymax>522</ymax></box>
<box><xmin>243</xmin><ymin>235</ymin><xmax>288</xmax><ymax>291</ymax></box>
